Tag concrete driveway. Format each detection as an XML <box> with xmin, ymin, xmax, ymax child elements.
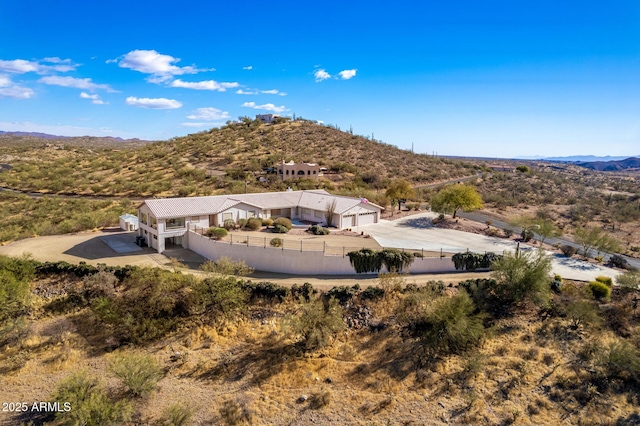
<box><xmin>362</xmin><ymin>213</ymin><xmax>621</xmax><ymax>282</ymax></box>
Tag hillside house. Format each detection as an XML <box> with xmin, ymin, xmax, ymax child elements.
<box><xmin>256</xmin><ymin>114</ymin><xmax>279</xmax><ymax>123</ymax></box>
<box><xmin>137</xmin><ymin>190</ymin><xmax>383</xmax><ymax>253</ymax></box>
<box><xmin>277</xmin><ymin>160</ymin><xmax>320</xmax><ymax>181</ymax></box>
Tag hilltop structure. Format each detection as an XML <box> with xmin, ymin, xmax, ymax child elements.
<box><xmin>276</xmin><ymin>160</ymin><xmax>320</xmax><ymax>181</ymax></box>
<box><xmin>137</xmin><ymin>190</ymin><xmax>382</xmax><ymax>253</ymax></box>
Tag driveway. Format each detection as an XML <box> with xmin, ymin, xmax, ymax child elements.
<box><xmin>362</xmin><ymin>213</ymin><xmax>621</xmax><ymax>282</ymax></box>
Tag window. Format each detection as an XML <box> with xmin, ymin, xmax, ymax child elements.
<box><xmin>166</xmin><ymin>217</ymin><xmax>185</xmax><ymax>229</ymax></box>
<box><xmin>302</xmin><ymin>208</ymin><xmax>311</xmax><ymax>215</ymax></box>
<box><xmin>248</xmin><ymin>210</ymin><xmax>256</xmax><ymax>218</ymax></box>
<box><xmin>150</xmin><ymin>216</ymin><xmax>157</xmax><ymax>228</ymax></box>
<box><xmin>313</xmin><ymin>170</ymin><xmax>316</xmax><ymax>174</ymax></box>
<box><xmin>191</xmin><ymin>216</ymin><xmax>200</xmax><ymax>221</ymax></box>
<box><xmin>286</xmin><ymin>170</ymin><xmax>289</xmax><ymax>175</ymax></box>
<box><xmin>307</xmin><ymin>170</ymin><xmax>311</xmax><ymax>175</ymax></box>
<box><xmin>297</xmin><ymin>170</ymin><xmax>305</xmax><ymax>175</ymax></box>
<box><xmin>153</xmin><ymin>234</ymin><xmax>157</xmax><ymax>240</ymax></box>
<box><xmin>141</xmin><ymin>213</ymin><xmax>148</xmax><ymax>225</ymax></box>
<box><xmin>271</xmin><ymin>209</ymin><xmax>281</xmax><ymax>216</ymax></box>
<box><xmin>314</xmin><ymin>210</ymin><xmax>323</xmax><ymax>218</ymax></box>
<box><xmin>223</xmin><ymin>212</ymin><xmax>233</xmax><ymax>221</ymax></box>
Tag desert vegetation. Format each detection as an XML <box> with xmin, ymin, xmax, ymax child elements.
<box><xmin>2</xmin><ymin>251</ymin><xmax>640</xmax><ymax>424</ymax></box>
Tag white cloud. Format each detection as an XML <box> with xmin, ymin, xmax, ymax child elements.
<box><xmin>0</xmin><ymin>58</ymin><xmax>77</xmax><ymax>74</ymax></box>
<box><xmin>79</xmin><ymin>92</ymin><xmax>99</xmax><ymax>100</ymax></box>
<box><xmin>338</xmin><ymin>69</ymin><xmax>357</xmax><ymax>80</ymax></box>
<box><xmin>125</xmin><ymin>96</ymin><xmax>182</xmax><ymax>109</ymax></box>
<box><xmin>79</xmin><ymin>92</ymin><xmax>107</xmax><ymax>105</ymax></box>
<box><xmin>243</xmin><ymin>65</ymin><xmax>253</xmax><ymax>70</ymax></box>
<box><xmin>170</xmin><ymin>79</ymin><xmax>238</xmax><ymax>91</ymax></box>
<box><xmin>262</xmin><ymin>89</ymin><xmax>286</xmax><ymax>95</ymax></box>
<box><xmin>236</xmin><ymin>89</ymin><xmax>257</xmax><ymax>95</ymax></box>
<box><xmin>39</xmin><ymin>76</ymin><xmax>115</xmax><ymax>92</ymax></box>
<box><xmin>186</xmin><ymin>107</ymin><xmax>229</xmax><ymax>121</ymax></box>
<box><xmin>241</xmin><ymin>102</ymin><xmax>286</xmax><ymax>113</ymax></box>
<box><xmin>116</xmin><ymin>50</ymin><xmax>211</xmax><ymax>82</ymax></box>
<box><xmin>314</xmin><ymin>69</ymin><xmax>331</xmax><ymax>82</ymax></box>
<box><xmin>0</xmin><ymin>74</ymin><xmax>34</xmax><ymax>99</ymax></box>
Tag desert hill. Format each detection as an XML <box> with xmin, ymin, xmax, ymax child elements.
<box><xmin>0</xmin><ymin>119</ymin><xmax>478</xmax><ymax>200</ymax></box>
<box><xmin>576</xmin><ymin>157</ymin><xmax>640</xmax><ymax>172</ymax></box>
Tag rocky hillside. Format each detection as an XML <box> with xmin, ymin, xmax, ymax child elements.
<box><xmin>0</xmin><ymin>119</ymin><xmax>478</xmax><ymax>201</ymax></box>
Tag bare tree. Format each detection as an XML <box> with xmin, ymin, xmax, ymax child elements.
<box><xmin>325</xmin><ymin>200</ymin><xmax>337</xmax><ymax>227</ymax></box>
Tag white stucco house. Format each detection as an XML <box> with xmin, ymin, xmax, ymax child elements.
<box><xmin>137</xmin><ymin>189</ymin><xmax>383</xmax><ymax>253</ymax></box>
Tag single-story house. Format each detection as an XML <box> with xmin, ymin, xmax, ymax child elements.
<box><xmin>119</xmin><ymin>214</ymin><xmax>139</xmax><ymax>231</ymax></box>
<box><xmin>137</xmin><ymin>189</ymin><xmax>383</xmax><ymax>253</ymax></box>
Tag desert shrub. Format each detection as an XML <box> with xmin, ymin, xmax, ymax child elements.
<box><xmin>51</xmin><ymin>371</ymin><xmax>132</xmax><ymax>426</ymax></box>
<box><xmin>291</xmin><ymin>282</ymin><xmax>316</xmax><ymax>302</ymax></box>
<box><xmin>273</xmin><ymin>217</ymin><xmax>292</xmax><ymax>230</ymax></box>
<box><xmin>308</xmin><ymin>390</ymin><xmax>332</xmax><ymax>409</ymax></box>
<box><xmin>551</xmin><ymin>274</ymin><xmax>563</xmax><ymax>293</ymax></box>
<box><xmin>244</xmin><ymin>281</ymin><xmax>290</xmax><ymax>302</ymax></box>
<box><xmin>272</xmin><ymin>224</ymin><xmax>289</xmax><ymax>233</ymax></box>
<box><xmin>561</xmin><ymin>244</ymin><xmax>577</xmax><ymax>257</ymax></box>
<box><xmin>589</xmin><ymin>281</ymin><xmax>611</xmax><ymax>301</ymax></box>
<box><xmin>361</xmin><ymin>286</ymin><xmax>385</xmax><ymax>301</ymax></box>
<box><xmin>327</xmin><ymin>285</ymin><xmax>359</xmax><ymax>305</ymax></box>
<box><xmin>610</xmin><ymin>254</ymin><xmax>629</xmax><ymax>269</ymax></box>
<box><xmin>245</xmin><ymin>217</ymin><xmax>262</xmax><ymax>231</ymax></box>
<box><xmin>82</xmin><ymin>270</ymin><xmax>118</xmax><ymax>301</ymax></box>
<box><xmin>516</xmin><ymin>165</ymin><xmax>530</xmax><ymax>173</ymax></box>
<box><xmin>458</xmin><ymin>278</ymin><xmax>500</xmax><ymax>313</ymax></box>
<box><xmin>223</xmin><ymin>219</ymin><xmax>236</xmax><ymax>230</ymax></box>
<box><xmin>201</xmin><ymin>258</ymin><xmax>253</xmax><ymax>276</ymax></box>
<box><xmin>109</xmin><ymin>353</ymin><xmax>163</xmax><ymax>398</ymax></box>
<box><xmin>407</xmin><ymin>291</ymin><xmax>486</xmax><ymax>355</ymax></box>
<box><xmin>159</xmin><ymin>402</ymin><xmax>194</xmax><ymax>426</ymax></box>
<box><xmin>308</xmin><ymin>224</ymin><xmax>330</xmax><ymax>235</ymax></box>
<box><xmin>616</xmin><ymin>270</ymin><xmax>640</xmax><ymax>290</ymax></box>
<box><xmin>236</xmin><ymin>218</ymin><xmax>247</xmax><ymax>229</ymax></box>
<box><xmin>285</xmin><ymin>297</ymin><xmax>345</xmax><ymax>351</ymax></box>
<box><xmin>595</xmin><ymin>256</ymin><xmax>604</xmax><ymax>263</ymax></box>
<box><xmin>564</xmin><ymin>297</ymin><xmax>602</xmax><ymax>328</ymax></box>
<box><xmin>219</xmin><ymin>399</ymin><xmax>253</xmax><ymax>425</ymax></box>
<box><xmin>261</xmin><ymin>217</ymin><xmax>274</xmax><ymax>227</ymax></box>
<box><xmin>597</xmin><ymin>340</ymin><xmax>640</xmax><ymax>384</ymax></box>
<box><xmin>595</xmin><ymin>276</ymin><xmax>613</xmax><ymax>287</ymax></box>
<box><xmin>347</xmin><ymin>248</ymin><xmax>415</xmax><ymax>273</ymax></box>
<box><xmin>192</xmin><ymin>276</ymin><xmax>246</xmax><ymax>318</ymax></box>
<box><xmin>206</xmin><ymin>227</ymin><xmax>228</xmax><ymax>240</ymax></box>
<box><xmin>521</xmin><ymin>229</ymin><xmax>534</xmax><ymax>242</ymax></box>
<box><xmin>503</xmin><ymin>228</ymin><xmax>514</xmax><ymax>238</ymax></box>
<box><xmin>270</xmin><ymin>237</ymin><xmax>283</xmax><ymax>247</ymax></box>
<box><xmin>0</xmin><ymin>270</ymin><xmax>31</xmax><ymax>324</ymax></box>
<box><xmin>491</xmin><ymin>250</ymin><xmax>552</xmax><ymax>307</ymax></box>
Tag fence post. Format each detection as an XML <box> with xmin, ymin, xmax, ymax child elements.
<box><xmin>300</xmin><ymin>240</ymin><xmax>303</xmax><ymax>252</ymax></box>
<box><xmin>264</xmin><ymin>237</ymin><xmax>266</xmax><ymax>248</ymax></box>
<box><xmin>343</xmin><ymin>246</ymin><xmax>345</xmax><ymax>258</ymax></box>
<box><xmin>230</xmin><ymin>234</ymin><xmax>233</xmax><ymax>245</ymax></box>
<box><xmin>422</xmin><ymin>248</ymin><xmax>424</xmax><ymax>258</ymax></box>
<box><xmin>247</xmin><ymin>237</ymin><xmax>249</xmax><ymax>247</ymax></box>
<box><xmin>324</xmin><ymin>241</ymin><xmax>326</xmax><ymax>255</ymax></box>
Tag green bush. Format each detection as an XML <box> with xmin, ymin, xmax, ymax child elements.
<box><xmin>616</xmin><ymin>270</ymin><xmax>640</xmax><ymax>290</ymax></box>
<box><xmin>452</xmin><ymin>252</ymin><xmax>501</xmax><ymax>271</ymax></box>
<box><xmin>291</xmin><ymin>282</ymin><xmax>316</xmax><ymax>302</ymax></box>
<box><xmin>561</xmin><ymin>245</ymin><xmax>577</xmax><ymax>257</ymax></box>
<box><xmin>589</xmin><ymin>281</ymin><xmax>611</xmax><ymax>301</ymax></box>
<box><xmin>245</xmin><ymin>217</ymin><xmax>262</xmax><ymax>231</ymax></box>
<box><xmin>521</xmin><ymin>229</ymin><xmax>534</xmax><ymax>242</ymax></box>
<box><xmin>285</xmin><ymin>297</ymin><xmax>345</xmax><ymax>351</ymax></box>
<box><xmin>272</xmin><ymin>224</ymin><xmax>289</xmax><ymax>233</ymax></box>
<box><xmin>192</xmin><ymin>276</ymin><xmax>247</xmax><ymax>318</ymax></box>
<box><xmin>270</xmin><ymin>237</ymin><xmax>283</xmax><ymax>247</ymax></box>
<box><xmin>491</xmin><ymin>250</ymin><xmax>552</xmax><ymax>307</ymax></box>
<box><xmin>361</xmin><ymin>286</ymin><xmax>385</xmax><ymax>301</ymax></box>
<box><xmin>51</xmin><ymin>371</ymin><xmax>132</xmax><ymax>426</ymax></box>
<box><xmin>347</xmin><ymin>248</ymin><xmax>415</xmax><ymax>273</ymax></box>
<box><xmin>159</xmin><ymin>402</ymin><xmax>194</xmax><ymax>426</ymax></box>
<box><xmin>206</xmin><ymin>227</ymin><xmax>228</xmax><ymax>240</ymax></box>
<box><xmin>595</xmin><ymin>276</ymin><xmax>613</xmax><ymax>287</ymax></box>
<box><xmin>223</xmin><ymin>219</ymin><xmax>236</xmax><ymax>230</ymax></box>
<box><xmin>261</xmin><ymin>218</ymin><xmax>274</xmax><ymax>227</ymax></box>
<box><xmin>308</xmin><ymin>225</ymin><xmax>330</xmax><ymax>235</ymax></box>
<box><xmin>327</xmin><ymin>285</ymin><xmax>359</xmax><ymax>305</ymax></box>
<box><xmin>109</xmin><ymin>353</ymin><xmax>163</xmax><ymax>398</ymax></box>
<box><xmin>243</xmin><ymin>281</ymin><xmax>290</xmax><ymax>302</ymax></box>
<box><xmin>237</xmin><ymin>218</ymin><xmax>247</xmax><ymax>229</ymax></box>
<box><xmin>407</xmin><ymin>291</ymin><xmax>486</xmax><ymax>355</ymax></box>
<box><xmin>273</xmin><ymin>217</ymin><xmax>292</xmax><ymax>230</ymax></box>
<box><xmin>0</xmin><ymin>255</ymin><xmax>35</xmax><ymax>323</ymax></box>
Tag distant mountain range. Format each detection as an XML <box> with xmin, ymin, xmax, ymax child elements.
<box><xmin>573</xmin><ymin>157</ymin><xmax>640</xmax><ymax>172</ymax></box>
<box><xmin>529</xmin><ymin>154</ymin><xmax>640</xmax><ymax>162</ymax></box>
<box><xmin>0</xmin><ymin>130</ymin><xmax>129</xmax><ymax>141</ymax></box>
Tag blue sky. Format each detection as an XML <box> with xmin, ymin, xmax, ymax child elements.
<box><xmin>1</xmin><ymin>1</ymin><xmax>639</xmax><ymax>158</ymax></box>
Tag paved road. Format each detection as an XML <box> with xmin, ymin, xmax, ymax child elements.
<box><xmin>458</xmin><ymin>211</ymin><xmax>640</xmax><ymax>270</ymax></box>
<box><xmin>362</xmin><ymin>213</ymin><xmax>621</xmax><ymax>282</ymax></box>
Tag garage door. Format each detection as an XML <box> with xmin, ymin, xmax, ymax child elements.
<box><xmin>358</xmin><ymin>212</ymin><xmax>377</xmax><ymax>225</ymax></box>
<box><xmin>343</xmin><ymin>214</ymin><xmax>356</xmax><ymax>227</ymax></box>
